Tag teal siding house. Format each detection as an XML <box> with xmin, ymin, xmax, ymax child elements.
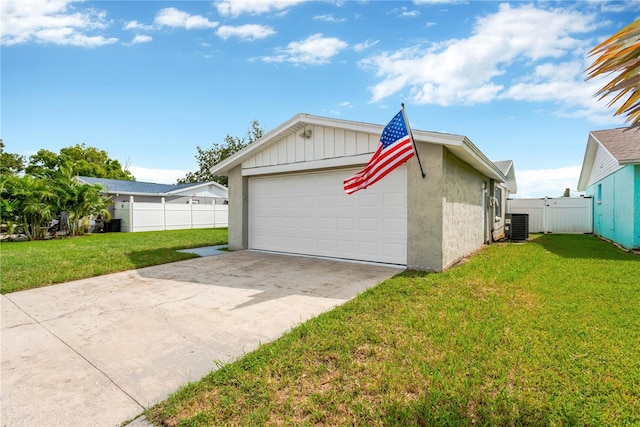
<box><xmin>578</xmin><ymin>127</ymin><xmax>640</xmax><ymax>250</ymax></box>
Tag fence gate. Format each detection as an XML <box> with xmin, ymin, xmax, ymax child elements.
<box><xmin>507</xmin><ymin>197</ymin><xmax>593</xmax><ymax>234</ymax></box>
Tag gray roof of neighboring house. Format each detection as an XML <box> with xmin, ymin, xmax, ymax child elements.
<box><xmin>591</xmin><ymin>127</ymin><xmax>640</xmax><ymax>164</ymax></box>
<box><xmin>78</xmin><ymin>176</ymin><xmax>209</xmax><ymax>195</ymax></box>
<box><xmin>492</xmin><ymin>160</ymin><xmax>517</xmax><ymax>194</ymax></box>
<box><xmin>493</xmin><ymin>160</ymin><xmax>513</xmax><ymax>175</ymax></box>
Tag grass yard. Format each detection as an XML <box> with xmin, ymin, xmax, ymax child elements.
<box><xmin>0</xmin><ymin>228</ymin><xmax>227</xmax><ymax>294</ymax></box>
<box><xmin>145</xmin><ymin>234</ymin><xmax>640</xmax><ymax>426</ymax></box>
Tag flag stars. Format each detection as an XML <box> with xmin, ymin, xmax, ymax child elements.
<box><xmin>381</xmin><ymin>112</ymin><xmax>408</xmax><ymax>148</ymax></box>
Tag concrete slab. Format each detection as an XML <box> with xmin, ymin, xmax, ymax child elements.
<box><xmin>1</xmin><ymin>251</ymin><xmax>402</xmax><ymax>426</ymax></box>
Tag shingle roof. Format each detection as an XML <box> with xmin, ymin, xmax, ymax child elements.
<box><xmin>493</xmin><ymin>160</ymin><xmax>513</xmax><ymax>175</ymax></box>
<box><xmin>591</xmin><ymin>127</ymin><xmax>640</xmax><ymax>164</ymax></box>
<box><xmin>78</xmin><ymin>177</ymin><xmax>203</xmax><ymax>195</ymax></box>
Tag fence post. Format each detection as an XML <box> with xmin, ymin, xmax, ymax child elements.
<box><xmin>189</xmin><ymin>198</ymin><xmax>194</xmax><ymax>229</ymax></box>
<box><xmin>129</xmin><ymin>196</ymin><xmax>134</xmax><ymax>232</ymax></box>
<box><xmin>162</xmin><ymin>197</ymin><xmax>166</xmax><ymax>231</ymax></box>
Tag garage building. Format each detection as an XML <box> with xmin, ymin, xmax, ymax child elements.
<box><xmin>211</xmin><ymin>113</ymin><xmax>516</xmax><ymax>272</ymax></box>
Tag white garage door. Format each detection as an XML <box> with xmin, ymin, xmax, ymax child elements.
<box><xmin>248</xmin><ymin>167</ymin><xmax>407</xmax><ymax>265</ymax></box>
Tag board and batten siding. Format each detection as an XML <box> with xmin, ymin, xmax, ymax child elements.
<box><xmin>586</xmin><ymin>143</ymin><xmax>623</xmax><ymax>187</ymax></box>
<box><xmin>242</xmin><ymin>125</ymin><xmax>379</xmax><ymax>169</ymax></box>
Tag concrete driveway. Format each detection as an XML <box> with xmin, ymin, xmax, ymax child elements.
<box><xmin>1</xmin><ymin>251</ymin><xmax>402</xmax><ymax>426</ymax></box>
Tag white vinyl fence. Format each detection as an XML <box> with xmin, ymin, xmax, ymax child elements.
<box><xmin>507</xmin><ymin>197</ymin><xmax>593</xmax><ymax>234</ymax></box>
<box><xmin>113</xmin><ymin>197</ymin><xmax>228</xmax><ymax>232</ymax></box>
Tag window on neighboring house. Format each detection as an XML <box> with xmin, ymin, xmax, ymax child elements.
<box><xmin>597</xmin><ymin>183</ymin><xmax>602</xmax><ymax>204</ymax></box>
<box><xmin>494</xmin><ymin>186</ymin><xmax>503</xmax><ymax>221</ymax></box>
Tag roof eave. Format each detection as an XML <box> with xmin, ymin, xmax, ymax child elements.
<box><xmin>211</xmin><ymin>113</ymin><xmax>507</xmax><ymax>184</ymax></box>
<box><xmin>166</xmin><ymin>181</ymin><xmax>228</xmax><ymax>195</ymax></box>
<box><xmin>619</xmin><ymin>158</ymin><xmax>640</xmax><ymax>165</ymax></box>
<box><xmin>105</xmin><ymin>190</ymin><xmax>173</xmax><ymax>197</ymax></box>
<box><xmin>578</xmin><ymin>132</ymin><xmax>602</xmax><ymax>191</ymax></box>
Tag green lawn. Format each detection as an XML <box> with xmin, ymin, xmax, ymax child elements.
<box><xmin>145</xmin><ymin>234</ymin><xmax>640</xmax><ymax>426</ymax></box>
<box><xmin>0</xmin><ymin>228</ymin><xmax>227</xmax><ymax>294</ymax></box>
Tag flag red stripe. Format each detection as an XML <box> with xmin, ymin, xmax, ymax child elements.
<box><xmin>344</xmin><ymin>142</ymin><xmax>413</xmax><ymax>190</ymax></box>
<box><xmin>344</xmin><ymin>136</ymin><xmax>412</xmax><ymax>185</ymax></box>
<box><xmin>344</xmin><ymin>141</ymin><xmax>413</xmax><ymax>192</ymax></box>
<box><xmin>344</xmin><ymin>137</ymin><xmax>414</xmax><ymax>193</ymax></box>
<box><xmin>344</xmin><ymin>147</ymin><xmax>414</xmax><ymax>194</ymax></box>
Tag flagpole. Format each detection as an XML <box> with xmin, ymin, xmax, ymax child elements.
<box><xmin>401</xmin><ymin>103</ymin><xmax>426</xmax><ymax>179</ymax></box>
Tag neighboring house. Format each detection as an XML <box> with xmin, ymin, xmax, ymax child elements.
<box><xmin>577</xmin><ymin>127</ymin><xmax>640</xmax><ymax>250</ymax></box>
<box><xmin>78</xmin><ymin>176</ymin><xmax>229</xmax><ymax>206</ymax></box>
<box><xmin>77</xmin><ymin>177</ymin><xmax>229</xmax><ymax>232</ymax></box>
<box><xmin>210</xmin><ymin>113</ymin><xmax>516</xmax><ymax>272</ymax></box>
<box><xmin>493</xmin><ymin>160</ymin><xmax>517</xmax><ymax>235</ymax></box>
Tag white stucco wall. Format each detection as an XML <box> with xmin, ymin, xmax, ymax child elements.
<box><xmin>441</xmin><ymin>149</ymin><xmax>486</xmax><ymax>269</ymax></box>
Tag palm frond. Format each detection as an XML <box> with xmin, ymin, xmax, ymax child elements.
<box><xmin>587</xmin><ymin>20</ymin><xmax>640</xmax><ymax>128</ymax></box>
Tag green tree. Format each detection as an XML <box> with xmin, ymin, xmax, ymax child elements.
<box><xmin>0</xmin><ymin>140</ymin><xmax>25</xmax><ymax>177</ymax></box>
<box><xmin>54</xmin><ymin>163</ymin><xmax>111</xmax><ymax>236</ymax></box>
<box><xmin>587</xmin><ymin>19</ymin><xmax>640</xmax><ymax>128</ymax></box>
<box><xmin>179</xmin><ymin>120</ymin><xmax>263</xmax><ymax>186</ymax></box>
<box><xmin>1</xmin><ymin>162</ymin><xmax>113</xmax><ymax>239</ymax></box>
<box><xmin>26</xmin><ymin>143</ymin><xmax>135</xmax><ymax>180</ymax></box>
<box><xmin>1</xmin><ymin>175</ymin><xmax>55</xmax><ymax>240</ymax></box>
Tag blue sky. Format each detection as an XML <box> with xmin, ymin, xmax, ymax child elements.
<box><xmin>2</xmin><ymin>0</ymin><xmax>638</xmax><ymax>197</ymax></box>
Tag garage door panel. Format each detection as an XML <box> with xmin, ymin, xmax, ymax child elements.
<box><xmin>384</xmin><ymin>192</ymin><xmax>405</xmax><ymax>207</ymax></box>
<box><xmin>384</xmin><ymin>243</ymin><xmax>405</xmax><ymax>258</ymax></box>
<box><xmin>359</xmin><ymin>218</ymin><xmax>380</xmax><ymax>231</ymax></box>
<box><xmin>384</xmin><ymin>218</ymin><xmax>405</xmax><ymax>232</ymax></box>
<box><xmin>249</xmin><ymin>167</ymin><xmax>407</xmax><ymax>265</ymax></box>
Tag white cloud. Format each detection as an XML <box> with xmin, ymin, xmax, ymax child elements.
<box><xmin>124</xmin><ymin>20</ymin><xmax>154</xmax><ymax>31</ymax></box>
<box><xmin>354</xmin><ymin>39</ymin><xmax>379</xmax><ymax>52</ymax></box>
<box><xmin>413</xmin><ymin>0</ymin><xmax>466</xmax><ymax>4</ymax></box>
<box><xmin>128</xmin><ymin>166</ymin><xmax>190</xmax><ymax>185</ymax></box>
<box><xmin>513</xmin><ymin>166</ymin><xmax>583</xmax><ymax>198</ymax></box>
<box><xmin>313</xmin><ymin>14</ymin><xmax>348</xmax><ymax>23</ymax></box>
<box><xmin>262</xmin><ymin>33</ymin><xmax>348</xmax><ymax>65</ymax></box>
<box><xmin>360</xmin><ymin>3</ymin><xmax>619</xmax><ymax>124</ymax></box>
<box><xmin>500</xmin><ymin>59</ymin><xmax>624</xmax><ymax>124</ymax></box>
<box><xmin>154</xmin><ymin>8</ymin><xmax>218</xmax><ymax>30</ymax></box>
<box><xmin>1</xmin><ymin>0</ymin><xmax>117</xmax><ymax>46</ymax></box>
<box><xmin>217</xmin><ymin>24</ymin><xmax>276</xmax><ymax>41</ymax></box>
<box><xmin>215</xmin><ymin>0</ymin><xmax>305</xmax><ymax>17</ymax></box>
<box><xmin>130</xmin><ymin>34</ymin><xmax>152</xmax><ymax>45</ymax></box>
<box><xmin>390</xmin><ymin>7</ymin><xmax>420</xmax><ymax>18</ymax></box>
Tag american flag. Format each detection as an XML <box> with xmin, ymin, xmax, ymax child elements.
<box><xmin>343</xmin><ymin>110</ymin><xmax>415</xmax><ymax>194</ymax></box>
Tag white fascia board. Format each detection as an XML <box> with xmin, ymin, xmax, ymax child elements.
<box><xmin>442</xmin><ymin>136</ymin><xmax>507</xmax><ymax>183</ymax></box>
<box><xmin>166</xmin><ymin>181</ymin><xmax>228</xmax><ymax>195</ymax></box>
<box><xmin>577</xmin><ymin>134</ymin><xmax>598</xmax><ymax>191</ymax></box>
<box><xmin>619</xmin><ymin>158</ymin><xmax>640</xmax><ymax>165</ymax></box>
<box><xmin>107</xmin><ymin>191</ymin><xmax>171</xmax><ymax>197</ymax></box>
<box><xmin>413</xmin><ymin>130</ymin><xmax>507</xmax><ymax>182</ymax></box>
<box><xmin>210</xmin><ymin>113</ymin><xmax>465</xmax><ymax>176</ymax></box>
<box><xmin>242</xmin><ymin>154</ymin><xmax>372</xmax><ymax>176</ymax></box>
<box><xmin>210</xmin><ymin>113</ymin><xmax>310</xmax><ymax>176</ymax></box>
<box><xmin>210</xmin><ymin>112</ymin><xmax>503</xmax><ymax>183</ymax></box>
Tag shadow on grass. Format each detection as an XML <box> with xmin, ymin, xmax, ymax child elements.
<box><xmin>530</xmin><ymin>234</ymin><xmax>640</xmax><ymax>261</ymax></box>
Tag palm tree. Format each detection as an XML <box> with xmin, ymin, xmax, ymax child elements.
<box><xmin>54</xmin><ymin>163</ymin><xmax>111</xmax><ymax>236</ymax></box>
<box><xmin>2</xmin><ymin>175</ymin><xmax>54</xmax><ymax>240</ymax></box>
<box><xmin>587</xmin><ymin>19</ymin><xmax>640</xmax><ymax>128</ymax></box>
